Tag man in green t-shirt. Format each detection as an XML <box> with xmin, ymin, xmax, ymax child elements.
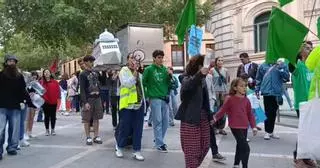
<box><xmin>143</xmin><ymin>50</ymin><xmax>172</xmax><ymax>153</ymax></box>
<box><xmin>289</xmin><ymin>41</ymin><xmax>313</xmax><ymax>118</ymax></box>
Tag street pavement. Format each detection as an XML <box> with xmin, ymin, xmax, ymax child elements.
<box><xmin>0</xmin><ymin>111</ymin><xmax>302</xmax><ymax>168</ymax></box>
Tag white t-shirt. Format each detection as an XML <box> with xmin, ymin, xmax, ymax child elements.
<box><xmin>244</xmin><ymin>62</ymin><xmax>252</xmax><ymax>74</ymax></box>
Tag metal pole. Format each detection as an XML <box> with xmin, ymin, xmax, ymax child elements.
<box><xmin>185</xmin><ymin>32</ymin><xmax>189</xmax><ymax>63</ymax></box>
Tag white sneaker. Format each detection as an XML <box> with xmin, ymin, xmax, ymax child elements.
<box><xmin>63</xmin><ymin>112</ymin><xmax>70</xmax><ymax>116</ymax></box>
<box><xmin>270</xmin><ymin>133</ymin><xmax>280</xmax><ymax>139</ymax></box>
<box><xmin>20</xmin><ymin>139</ymin><xmax>30</xmax><ymax>147</ymax></box>
<box><xmin>45</xmin><ymin>130</ymin><xmax>50</xmax><ymax>136</ymax></box>
<box><xmin>132</xmin><ymin>152</ymin><xmax>145</xmax><ymax>161</ymax></box>
<box><xmin>24</xmin><ymin>134</ymin><xmax>30</xmax><ymax>140</ymax></box>
<box><xmin>264</xmin><ymin>133</ymin><xmax>270</xmax><ymax>140</ymax></box>
<box><xmin>115</xmin><ymin>146</ymin><xmax>124</xmax><ymax>158</ymax></box>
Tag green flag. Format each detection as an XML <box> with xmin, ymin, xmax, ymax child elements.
<box><xmin>266</xmin><ymin>7</ymin><xmax>308</xmax><ymax>65</ymax></box>
<box><xmin>278</xmin><ymin>0</ymin><xmax>294</xmax><ymax>7</ymax></box>
<box><xmin>175</xmin><ymin>0</ymin><xmax>196</xmax><ymax>45</ymax></box>
<box><xmin>317</xmin><ymin>17</ymin><xmax>320</xmax><ymax>38</ymax></box>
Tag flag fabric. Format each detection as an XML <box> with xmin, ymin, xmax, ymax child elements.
<box><xmin>265</xmin><ymin>7</ymin><xmax>308</xmax><ymax>65</ymax></box>
<box><xmin>175</xmin><ymin>0</ymin><xmax>196</xmax><ymax>45</ymax></box>
<box><xmin>317</xmin><ymin>17</ymin><xmax>320</xmax><ymax>38</ymax></box>
<box><xmin>278</xmin><ymin>0</ymin><xmax>294</xmax><ymax>7</ymax></box>
<box><xmin>49</xmin><ymin>58</ymin><xmax>58</xmax><ymax>73</ymax></box>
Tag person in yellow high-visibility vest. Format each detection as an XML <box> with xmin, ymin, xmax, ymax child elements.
<box><xmin>115</xmin><ymin>53</ymin><xmax>146</xmax><ymax>161</ymax></box>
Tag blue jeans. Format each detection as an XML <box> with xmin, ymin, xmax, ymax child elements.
<box><xmin>0</xmin><ymin>108</ymin><xmax>21</xmax><ymax>155</ymax></box>
<box><xmin>282</xmin><ymin>87</ymin><xmax>293</xmax><ymax>108</ymax></box>
<box><xmin>71</xmin><ymin>95</ymin><xmax>80</xmax><ymax>112</ymax></box>
<box><xmin>150</xmin><ymin>98</ymin><xmax>169</xmax><ymax>147</ymax></box>
<box><xmin>169</xmin><ymin>90</ymin><xmax>178</xmax><ymax>125</ymax></box>
<box><xmin>117</xmin><ymin>105</ymin><xmax>144</xmax><ymax>151</ymax></box>
<box><xmin>20</xmin><ymin>106</ymin><xmax>28</xmax><ymax>140</ymax></box>
<box><xmin>148</xmin><ymin>109</ymin><xmax>152</xmax><ymax>124</ymax></box>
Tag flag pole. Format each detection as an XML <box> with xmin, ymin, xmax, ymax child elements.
<box><xmin>308</xmin><ymin>0</ymin><xmax>317</xmax><ymax>29</ymax></box>
<box><xmin>308</xmin><ymin>29</ymin><xmax>320</xmax><ymax>39</ymax></box>
<box><xmin>185</xmin><ymin>32</ymin><xmax>189</xmax><ymax>63</ymax></box>
<box><xmin>306</xmin><ymin>0</ymin><xmax>318</xmax><ymax>39</ymax></box>
<box><xmin>183</xmin><ymin>0</ymin><xmax>189</xmax><ymax>63</ymax></box>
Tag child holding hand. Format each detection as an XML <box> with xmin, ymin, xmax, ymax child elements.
<box><xmin>212</xmin><ymin>78</ymin><xmax>257</xmax><ymax>168</ymax></box>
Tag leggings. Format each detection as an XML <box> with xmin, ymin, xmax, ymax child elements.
<box><xmin>231</xmin><ymin>128</ymin><xmax>250</xmax><ymax>168</ymax></box>
<box><xmin>43</xmin><ymin>103</ymin><xmax>57</xmax><ymax>130</ymax></box>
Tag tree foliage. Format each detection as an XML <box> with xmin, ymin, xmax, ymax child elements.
<box><xmin>2</xmin><ymin>32</ymin><xmax>83</xmax><ymax>71</ymax></box>
<box><xmin>1</xmin><ymin>0</ymin><xmax>213</xmax><ymax>70</ymax></box>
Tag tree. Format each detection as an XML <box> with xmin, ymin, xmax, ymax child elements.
<box><xmin>0</xmin><ymin>0</ymin><xmax>14</xmax><ymax>52</ymax></box>
<box><xmin>0</xmin><ymin>0</ymin><xmax>213</xmax><ymax>70</ymax></box>
<box><xmin>3</xmin><ymin>0</ymin><xmax>213</xmax><ymax>46</ymax></box>
<box><xmin>2</xmin><ymin>32</ymin><xmax>82</xmax><ymax>70</ymax></box>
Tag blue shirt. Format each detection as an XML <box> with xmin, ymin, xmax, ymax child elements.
<box><xmin>255</xmin><ymin>62</ymin><xmax>290</xmax><ymax>97</ymax></box>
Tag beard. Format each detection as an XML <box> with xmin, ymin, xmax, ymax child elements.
<box><xmin>2</xmin><ymin>64</ymin><xmax>20</xmax><ymax>79</ymax></box>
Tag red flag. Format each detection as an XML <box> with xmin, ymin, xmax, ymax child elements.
<box><xmin>49</xmin><ymin>59</ymin><xmax>58</xmax><ymax>73</ymax></box>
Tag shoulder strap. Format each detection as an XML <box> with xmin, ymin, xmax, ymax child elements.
<box><xmin>215</xmin><ymin>67</ymin><xmax>223</xmax><ymax>77</ymax></box>
<box><xmin>263</xmin><ymin>65</ymin><xmax>276</xmax><ymax>79</ymax></box>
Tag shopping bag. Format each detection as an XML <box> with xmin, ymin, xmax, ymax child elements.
<box><xmin>30</xmin><ymin>93</ymin><xmax>45</xmax><ymax>109</ymax></box>
<box><xmin>253</xmin><ymin>106</ymin><xmax>267</xmax><ymax>124</ymax></box>
<box><xmin>297</xmin><ymin>90</ymin><xmax>320</xmax><ymax>160</ymax></box>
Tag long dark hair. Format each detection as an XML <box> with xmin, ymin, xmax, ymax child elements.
<box><xmin>186</xmin><ymin>55</ymin><xmax>204</xmax><ymax>76</ymax></box>
<box><xmin>31</xmin><ymin>71</ymin><xmax>39</xmax><ymax>80</ymax></box>
<box><xmin>2</xmin><ymin>62</ymin><xmax>21</xmax><ymax>79</ymax></box>
<box><xmin>42</xmin><ymin>69</ymin><xmax>54</xmax><ymax>82</ymax></box>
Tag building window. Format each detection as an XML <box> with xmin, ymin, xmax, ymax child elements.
<box><xmin>68</xmin><ymin>63</ymin><xmax>71</xmax><ymax>76</ymax></box>
<box><xmin>206</xmin><ymin>43</ymin><xmax>215</xmax><ymax>50</ymax></box>
<box><xmin>171</xmin><ymin>45</ymin><xmax>184</xmax><ymax>67</ymax></box>
<box><xmin>254</xmin><ymin>11</ymin><xmax>271</xmax><ymax>53</ymax></box>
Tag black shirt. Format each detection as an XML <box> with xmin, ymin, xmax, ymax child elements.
<box><xmin>0</xmin><ymin>72</ymin><xmax>27</xmax><ymax>109</ymax></box>
<box><xmin>59</xmin><ymin>80</ymin><xmax>68</xmax><ymax>90</ymax></box>
<box><xmin>79</xmin><ymin>69</ymin><xmax>100</xmax><ymax>103</ymax></box>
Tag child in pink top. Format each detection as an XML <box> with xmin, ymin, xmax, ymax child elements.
<box><xmin>213</xmin><ymin>78</ymin><xmax>257</xmax><ymax>168</ymax></box>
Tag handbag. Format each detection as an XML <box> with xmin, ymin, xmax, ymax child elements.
<box><xmin>297</xmin><ymin>81</ymin><xmax>320</xmax><ymax>160</ymax></box>
<box><xmin>254</xmin><ymin>107</ymin><xmax>267</xmax><ymax>124</ymax></box>
<box><xmin>215</xmin><ymin>67</ymin><xmax>226</xmax><ymax>86</ymax></box>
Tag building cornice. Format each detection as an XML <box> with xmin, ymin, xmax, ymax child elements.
<box><xmin>304</xmin><ymin>8</ymin><xmax>320</xmax><ymax>17</ymax></box>
<box><xmin>243</xmin><ymin>1</ymin><xmax>277</xmax><ymax>27</ymax></box>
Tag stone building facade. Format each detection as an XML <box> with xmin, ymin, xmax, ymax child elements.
<box><xmin>208</xmin><ymin>0</ymin><xmax>320</xmax><ymax>77</ymax></box>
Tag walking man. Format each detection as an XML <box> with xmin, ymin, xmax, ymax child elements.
<box><xmin>0</xmin><ymin>55</ymin><xmax>28</xmax><ymax>159</ymax></box>
<box><xmin>143</xmin><ymin>50</ymin><xmax>172</xmax><ymax>152</ymax></box>
<box><xmin>255</xmin><ymin>60</ymin><xmax>289</xmax><ymax>140</ymax></box>
<box><xmin>79</xmin><ymin>55</ymin><xmax>103</xmax><ymax>145</ymax></box>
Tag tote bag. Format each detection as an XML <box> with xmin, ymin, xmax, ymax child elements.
<box><xmin>297</xmin><ymin>81</ymin><xmax>320</xmax><ymax>160</ymax></box>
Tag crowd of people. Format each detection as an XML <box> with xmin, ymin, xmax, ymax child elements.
<box><xmin>0</xmin><ymin>42</ymin><xmax>319</xmax><ymax>168</ymax></box>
